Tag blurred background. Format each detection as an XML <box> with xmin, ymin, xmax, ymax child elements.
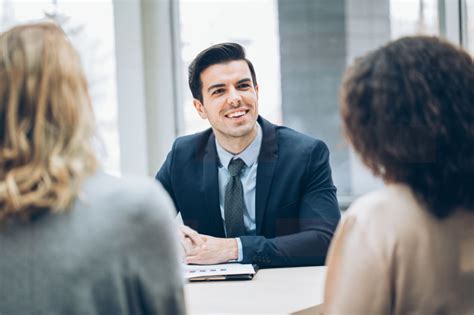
<box><xmin>2</xmin><ymin>0</ymin><xmax>473</xmax><ymax>208</ymax></box>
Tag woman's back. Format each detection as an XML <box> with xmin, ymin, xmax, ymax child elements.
<box><xmin>0</xmin><ymin>172</ymin><xmax>185</xmax><ymax>315</ymax></box>
<box><xmin>325</xmin><ymin>184</ymin><xmax>474</xmax><ymax>315</ymax></box>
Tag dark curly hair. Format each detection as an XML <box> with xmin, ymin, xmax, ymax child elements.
<box><xmin>188</xmin><ymin>42</ymin><xmax>257</xmax><ymax>103</ymax></box>
<box><xmin>340</xmin><ymin>36</ymin><xmax>474</xmax><ymax>218</ymax></box>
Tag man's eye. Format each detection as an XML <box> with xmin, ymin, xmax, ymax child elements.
<box><xmin>211</xmin><ymin>89</ymin><xmax>224</xmax><ymax>95</ymax></box>
<box><xmin>238</xmin><ymin>83</ymin><xmax>250</xmax><ymax>89</ymax></box>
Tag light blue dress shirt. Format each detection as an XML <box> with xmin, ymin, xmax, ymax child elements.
<box><xmin>215</xmin><ymin>122</ymin><xmax>262</xmax><ymax>261</ymax></box>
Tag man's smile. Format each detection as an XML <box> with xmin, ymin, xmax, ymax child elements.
<box><xmin>225</xmin><ymin>109</ymin><xmax>249</xmax><ymax>119</ymax></box>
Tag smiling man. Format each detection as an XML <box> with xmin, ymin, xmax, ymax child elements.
<box><xmin>156</xmin><ymin>43</ymin><xmax>340</xmax><ymax>268</ymax></box>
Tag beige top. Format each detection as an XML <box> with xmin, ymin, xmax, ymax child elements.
<box><xmin>324</xmin><ymin>184</ymin><xmax>474</xmax><ymax>315</ymax></box>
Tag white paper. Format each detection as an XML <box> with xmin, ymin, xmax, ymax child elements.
<box><xmin>175</xmin><ymin>212</ymin><xmax>184</xmax><ymax>225</ymax></box>
<box><xmin>184</xmin><ymin>263</ymin><xmax>255</xmax><ymax>279</ymax></box>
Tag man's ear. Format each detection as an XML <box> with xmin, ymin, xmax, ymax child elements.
<box><xmin>193</xmin><ymin>99</ymin><xmax>207</xmax><ymax>119</ymax></box>
<box><xmin>255</xmin><ymin>85</ymin><xmax>259</xmax><ymax>99</ymax></box>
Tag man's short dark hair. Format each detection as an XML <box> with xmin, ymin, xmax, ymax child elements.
<box><xmin>340</xmin><ymin>36</ymin><xmax>474</xmax><ymax>218</ymax></box>
<box><xmin>188</xmin><ymin>42</ymin><xmax>257</xmax><ymax>103</ymax></box>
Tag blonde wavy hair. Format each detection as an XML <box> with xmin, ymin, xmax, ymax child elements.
<box><xmin>0</xmin><ymin>22</ymin><xmax>97</xmax><ymax>221</ymax></box>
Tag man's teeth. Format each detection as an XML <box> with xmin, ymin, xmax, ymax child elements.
<box><xmin>228</xmin><ymin>111</ymin><xmax>246</xmax><ymax>118</ymax></box>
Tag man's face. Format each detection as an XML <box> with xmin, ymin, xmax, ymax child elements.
<box><xmin>193</xmin><ymin>60</ymin><xmax>259</xmax><ymax>140</ymax></box>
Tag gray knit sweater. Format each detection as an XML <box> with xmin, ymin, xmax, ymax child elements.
<box><xmin>0</xmin><ymin>172</ymin><xmax>186</xmax><ymax>315</ymax></box>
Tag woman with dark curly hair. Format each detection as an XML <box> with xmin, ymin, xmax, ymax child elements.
<box><xmin>324</xmin><ymin>36</ymin><xmax>474</xmax><ymax>315</ymax></box>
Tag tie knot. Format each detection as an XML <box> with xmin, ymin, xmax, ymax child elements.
<box><xmin>228</xmin><ymin>158</ymin><xmax>246</xmax><ymax>177</ymax></box>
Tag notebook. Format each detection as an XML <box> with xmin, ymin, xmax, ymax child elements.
<box><xmin>184</xmin><ymin>263</ymin><xmax>258</xmax><ymax>281</ymax></box>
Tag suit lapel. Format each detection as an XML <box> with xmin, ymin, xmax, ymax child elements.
<box><xmin>255</xmin><ymin>117</ymin><xmax>278</xmax><ymax>235</ymax></box>
<box><xmin>202</xmin><ymin>133</ymin><xmax>226</xmax><ymax>237</ymax></box>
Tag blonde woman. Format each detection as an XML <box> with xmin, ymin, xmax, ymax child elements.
<box><xmin>0</xmin><ymin>22</ymin><xmax>186</xmax><ymax>314</ymax></box>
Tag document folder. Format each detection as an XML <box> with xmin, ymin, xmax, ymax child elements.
<box><xmin>184</xmin><ymin>263</ymin><xmax>258</xmax><ymax>281</ymax></box>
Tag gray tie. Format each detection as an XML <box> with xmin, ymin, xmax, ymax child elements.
<box><xmin>224</xmin><ymin>158</ymin><xmax>247</xmax><ymax>237</ymax></box>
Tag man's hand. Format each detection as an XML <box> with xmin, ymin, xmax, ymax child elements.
<box><xmin>178</xmin><ymin>225</ymin><xmax>205</xmax><ymax>256</ymax></box>
<box><xmin>185</xmin><ymin>235</ymin><xmax>238</xmax><ymax>265</ymax></box>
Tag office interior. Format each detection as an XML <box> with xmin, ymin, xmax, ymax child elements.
<box><xmin>2</xmin><ymin>0</ymin><xmax>472</xmax><ymax>210</ymax></box>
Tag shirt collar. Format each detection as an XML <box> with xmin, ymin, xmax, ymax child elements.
<box><xmin>215</xmin><ymin>122</ymin><xmax>262</xmax><ymax>169</ymax></box>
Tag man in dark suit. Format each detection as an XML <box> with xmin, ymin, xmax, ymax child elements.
<box><xmin>156</xmin><ymin>43</ymin><xmax>340</xmax><ymax>268</ymax></box>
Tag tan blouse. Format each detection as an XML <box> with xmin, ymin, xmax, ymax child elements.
<box><xmin>324</xmin><ymin>184</ymin><xmax>474</xmax><ymax>315</ymax></box>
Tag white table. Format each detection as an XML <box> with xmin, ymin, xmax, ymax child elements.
<box><xmin>185</xmin><ymin>266</ymin><xmax>326</xmax><ymax>315</ymax></box>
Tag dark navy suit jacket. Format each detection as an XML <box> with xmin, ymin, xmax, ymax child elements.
<box><xmin>156</xmin><ymin>116</ymin><xmax>340</xmax><ymax>268</ymax></box>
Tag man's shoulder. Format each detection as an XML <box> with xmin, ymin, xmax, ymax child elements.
<box><xmin>273</xmin><ymin>123</ymin><xmax>328</xmax><ymax>154</ymax></box>
<box><xmin>173</xmin><ymin>128</ymin><xmax>213</xmax><ymax>147</ymax></box>
<box><xmin>277</xmin><ymin>125</ymin><xmax>320</xmax><ymax>142</ymax></box>
<box><xmin>170</xmin><ymin>128</ymin><xmax>214</xmax><ymax>157</ymax></box>
<box><xmin>260</xmin><ymin>116</ymin><xmax>320</xmax><ymax>143</ymax></box>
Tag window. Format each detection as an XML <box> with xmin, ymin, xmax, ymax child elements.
<box><xmin>0</xmin><ymin>0</ymin><xmax>120</xmax><ymax>175</ymax></box>
<box><xmin>343</xmin><ymin>0</ymin><xmax>441</xmax><ymax>200</ymax></box>
<box><xmin>390</xmin><ymin>0</ymin><xmax>440</xmax><ymax>38</ymax></box>
<box><xmin>465</xmin><ymin>0</ymin><xmax>474</xmax><ymax>52</ymax></box>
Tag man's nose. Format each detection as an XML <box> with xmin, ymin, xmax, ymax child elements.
<box><xmin>226</xmin><ymin>87</ymin><xmax>242</xmax><ymax>107</ymax></box>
